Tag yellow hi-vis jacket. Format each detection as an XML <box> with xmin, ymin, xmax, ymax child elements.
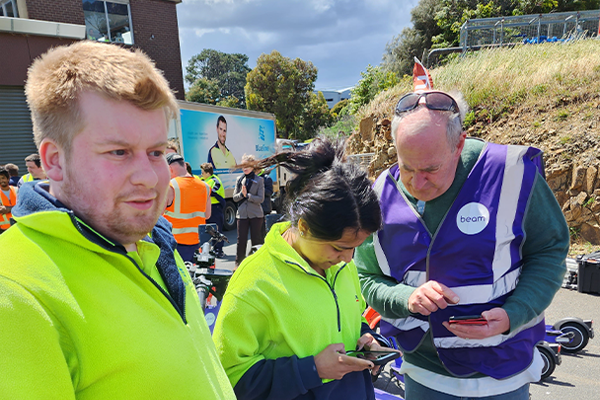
<box><xmin>201</xmin><ymin>174</ymin><xmax>225</xmax><ymax>205</ymax></box>
<box><xmin>164</xmin><ymin>176</ymin><xmax>209</xmax><ymax>245</ymax></box>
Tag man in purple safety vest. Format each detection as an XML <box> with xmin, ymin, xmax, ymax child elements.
<box><xmin>355</xmin><ymin>60</ymin><xmax>569</xmax><ymax>399</ymax></box>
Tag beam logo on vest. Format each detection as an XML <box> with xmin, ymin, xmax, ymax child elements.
<box><xmin>456</xmin><ymin>202</ymin><xmax>489</xmax><ymax>235</ymax></box>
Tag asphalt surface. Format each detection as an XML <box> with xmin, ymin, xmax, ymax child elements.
<box><xmin>215</xmin><ymin>231</ymin><xmax>600</xmax><ymax>399</ymax></box>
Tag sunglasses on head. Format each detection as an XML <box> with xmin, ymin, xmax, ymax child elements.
<box><xmin>395</xmin><ymin>91</ymin><xmax>459</xmax><ymax>115</ymax></box>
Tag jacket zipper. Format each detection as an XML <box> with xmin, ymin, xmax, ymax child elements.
<box><xmin>124</xmin><ymin>254</ymin><xmax>187</xmax><ymax>324</ymax></box>
<box><xmin>70</xmin><ymin>214</ymin><xmax>187</xmax><ymax>324</ymax></box>
<box><xmin>285</xmin><ymin>260</ymin><xmax>348</xmax><ymax>332</ymax></box>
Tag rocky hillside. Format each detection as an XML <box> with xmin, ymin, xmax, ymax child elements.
<box><xmin>347</xmin><ymin>40</ymin><xmax>600</xmax><ymax>249</ymax></box>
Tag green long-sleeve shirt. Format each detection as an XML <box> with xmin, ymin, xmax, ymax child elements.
<box><xmin>355</xmin><ymin>138</ymin><xmax>569</xmax><ymax>377</ymax></box>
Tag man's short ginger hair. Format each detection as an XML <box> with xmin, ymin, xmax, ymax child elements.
<box><xmin>25</xmin><ymin>41</ymin><xmax>179</xmax><ymax>155</ymax></box>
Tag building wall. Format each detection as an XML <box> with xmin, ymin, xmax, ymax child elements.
<box><xmin>23</xmin><ymin>0</ymin><xmax>184</xmax><ymax>99</ymax></box>
<box><xmin>26</xmin><ymin>0</ymin><xmax>84</xmax><ymax>24</ymax></box>
<box><xmin>130</xmin><ymin>0</ymin><xmax>184</xmax><ymax>99</ymax></box>
<box><xmin>0</xmin><ymin>33</ymin><xmax>78</xmax><ymax>86</ymax></box>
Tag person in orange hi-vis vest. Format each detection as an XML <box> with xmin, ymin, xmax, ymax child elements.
<box><xmin>164</xmin><ymin>153</ymin><xmax>211</xmax><ymax>262</ymax></box>
<box><xmin>0</xmin><ymin>167</ymin><xmax>17</xmax><ymax>234</ymax></box>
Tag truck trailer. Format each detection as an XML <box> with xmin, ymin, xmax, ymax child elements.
<box><xmin>169</xmin><ymin>100</ymin><xmax>290</xmax><ymax>231</ymax></box>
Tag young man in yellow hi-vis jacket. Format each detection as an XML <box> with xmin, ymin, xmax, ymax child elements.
<box><xmin>0</xmin><ymin>41</ymin><xmax>234</xmax><ymax>399</ymax></box>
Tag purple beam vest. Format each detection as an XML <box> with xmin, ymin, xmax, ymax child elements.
<box><xmin>374</xmin><ymin>142</ymin><xmax>546</xmax><ymax>379</ymax></box>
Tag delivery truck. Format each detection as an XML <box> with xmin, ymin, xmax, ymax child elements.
<box><xmin>169</xmin><ymin>100</ymin><xmax>292</xmax><ymax>231</ymax></box>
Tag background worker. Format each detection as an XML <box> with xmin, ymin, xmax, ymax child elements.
<box><xmin>355</xmin><ymin>65</ymin><xmax>568</xmax><ymax>399</ymax></box>
<box><xmin>200</xmin><ymin>162</ymin><xmax>226</xmax><ymax>258</ymax></box>
<box><xmin>233</xmin><ymin>154</ymin><xmax>264</xmax><ymax>266</ymax></box>
<box><xmin>164</xmin><ymin>153</ymin><xmax>212</xmax><ymax>262</ymax></box>
<box><xmin>0</xmin><ymin>167</ymin><xmax>17</xmax><ymax>234</ymax></box>
<box><xmin>17</xmin><ymin>153</ymin><xmax>46</xmax><ymax>189</ymax></box>
<box><xmin>0</xmin><ymin>41</ymin><xmax>234</xmax><ymax>398</ymax></box>
<box><xmin>4</xmin><ymin>163</ymin><xmax>20</xmax><ymax>187</ymax></box>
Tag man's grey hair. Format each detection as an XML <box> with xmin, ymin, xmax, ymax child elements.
<box><xmin>391</xmin><ymin>90</ymin><xmax>469</xmax><ymax>149</ymax></box>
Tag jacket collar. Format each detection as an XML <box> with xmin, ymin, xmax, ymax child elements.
<box><xmin>12</xmin><ymin>181</ymin><xmax>188</xmax><ymax>321</ymax></box>
<box><xmin>265</xmin><ymin>221</ymin><xmax>347</xmax><ymax>278</ymax></box>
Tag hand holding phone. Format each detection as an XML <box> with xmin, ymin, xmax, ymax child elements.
<box><xmin>448</xmin><ymin>315</ymin><xmax>487</xmax><ymax>325</ymax></box>
<box><xmin>346</xmin><ymin>350</ymin><xmax>401</xmax><ymax>366</ymax></box>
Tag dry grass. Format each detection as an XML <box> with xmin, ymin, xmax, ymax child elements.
<box><xmin>357</xmin><ymin>39</ymin><xmax>600</xmax><ymax>123</ymax></box>
<box><xmin>569</xmin><ymin>239</ymin><xmax>600</xmax><ymax>258</ymax></box>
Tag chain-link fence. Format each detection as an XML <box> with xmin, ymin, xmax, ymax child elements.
<box><xmin>460</xmin><ymin>10</ymin><xmax>600</xmax><ymax>49</ymax></box>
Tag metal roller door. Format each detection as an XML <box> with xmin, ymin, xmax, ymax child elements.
<box><xmin>0</xmin><ymin>86</ymin><xmax>37</xmax><ymax>173</ymax></box>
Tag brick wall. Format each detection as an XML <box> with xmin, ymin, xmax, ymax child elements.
<box><xmin>26</xmin><ymin>0</ymin><xmax>84</xmax><ymax>24</ymax></box>
<box><xmin>130</xmin><ymin>0</ymin><xmax>185</xmax><ymax>100</ymax></box>
<box><xmin>24</xmin><ymin>0</ymin><xmax>185</xmax><ymax>99</ymax></box>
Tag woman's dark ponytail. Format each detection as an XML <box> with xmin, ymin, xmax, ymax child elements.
<box><xmin>245</xmin><ymin>136</ymin><xmax>382</xmax><ymax>241</ymax></box>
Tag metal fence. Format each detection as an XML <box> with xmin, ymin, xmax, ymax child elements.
<box><xmin>460</xmin><ymin>10</ymin><xmax>600</xmax><ymax>49</ymax></box>
<box><xmin>347</xmin><ymin>153</ymin><xmax>374</xmax><ymax>171</ymax></box>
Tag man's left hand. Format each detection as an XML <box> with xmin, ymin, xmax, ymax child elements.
<box><xmin>442</xmin><ymin>308</ymin><xmax>510</xmax><ymax>339</ymax></box>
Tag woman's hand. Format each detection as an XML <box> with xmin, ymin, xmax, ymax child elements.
<box><xmin>313</xmin><ymin>343</ymin><xmax>374</xmax><ymax>380</ymax></box>
<box><xmin>356</xmin><ymin>333</ymin><xmax>402</xmax><ymax>376</ymax></box>
<box><xmin>242</xmin><ymin>185</ymin><xmax>247</xmax><ymax>197</ymax></box>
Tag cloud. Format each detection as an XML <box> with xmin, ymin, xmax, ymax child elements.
<box><xmin>178</xmin><ymin>0</ymin><xmax>418</xmax><ymax>89</ymax></box>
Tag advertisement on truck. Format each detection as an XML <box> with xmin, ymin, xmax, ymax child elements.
<box><xmin>170</xmin><ymin>101</ymin><xmax>279</xmax><ymax>230</ymax></box>
<box><xmin>179</xmin><ymin>108</ymin><xmax>276</xmax><ymax>191</ymax></box>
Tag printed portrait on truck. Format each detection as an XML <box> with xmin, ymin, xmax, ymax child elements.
<box><xmin>178</xmin><ymin>107</ymin><xmax>277</xmax><ymax>193</ymax></box>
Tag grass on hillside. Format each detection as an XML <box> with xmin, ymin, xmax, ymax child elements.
<box><xmin>356</xmin><ymin>39</ymin><xmax>600</xmax><ymax>124</ymax></box>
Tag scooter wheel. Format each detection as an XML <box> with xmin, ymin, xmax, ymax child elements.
<box><xmin>538</xmin><ymin>346</ymin><xmax>556</xmax><ymax>380</ymax></box>
<box><xmin>560</xmin><ymin>322</ymin><xmax>589</xmax><ymax>353</ymax></box>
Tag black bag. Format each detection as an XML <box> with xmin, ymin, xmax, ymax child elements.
<box><xmin>576</xmin><ymin>252</ymin><xmax>600</xmax><ymax>294</ymax></box>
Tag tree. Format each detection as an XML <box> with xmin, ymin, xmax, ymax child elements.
<box><xmin>185</xmin><ymin>78</ymin><xmax>220</xmax><ymax>105</ymax></box>
<box><xmin>301</xmin><ymin>92</ymin><xmax>333</xmax><ymax>141</ymax></box>
<box><xmin>381</xmin><ymin>0</ymin><xmax>441</xmax><ymax>76</ymax></box>
<box><xmin>382</xmin><ymin>28</ymin><xmax>429</xmax><ymax>77</ymax></box>
<box><xmin>245</xmin><ymin>50</ymin><xmax>321</xmax><ymax>139</ymax></box>
<box><xmin>330</xmin><ymin>99</ymin><xmax>349</xmax><ymax>119</ymax></box>
<box><xmin>185</xmin><ymin>49</ymin><xmax>251</xmax><ymax>108</ymax></box>
<box><xmin>349</xmin><ymin>65</ymin><xmax>399</xmax><ymax>114</ymax></box>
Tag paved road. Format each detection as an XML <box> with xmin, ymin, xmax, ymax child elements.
<box><xmin>530</xmin><ymin>287</ymin><xmax>600</xmax><ymax>400</ymax></box>
<box><xmin>216</xmin><ymin>233</ymin><xmax>599</xmax><ymax>399</ymax></box>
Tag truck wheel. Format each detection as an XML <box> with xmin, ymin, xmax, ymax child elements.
<box><xmin>224</xmin><ymin>201</ymin><xmax>237</xmax><ymax>231</ymax></box>
<box><xmin>538</xmin><ymin>345</ymin><xmax>556</xmax><ymax>380</ymax></box>
<box><xmin>560</xmin><ymin>322</ymin><xmax>589</xmax><ymax>353</ymax></box>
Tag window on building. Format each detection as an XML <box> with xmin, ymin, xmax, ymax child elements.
<box><xmin>82</xmin><ymin>0</ymin><xmax>133</xmax><ymax>45</ymax></box>
<box><xmin>1</xmin><ymin>0</ymin><xmax>19</xmax><ymax>17</ymax></box>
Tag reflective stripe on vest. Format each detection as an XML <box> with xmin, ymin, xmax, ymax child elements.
<box><xmin>164</xmin><ymin>177</ymin><xmax>208</xmax><ymax>245</ymax></box>
<box><xmin>0</xmin><ymin>186</ymin><xmax>17</xmax><ymax>229</ymax></box>
<box><xmin>373</xmin><ymin>142</ymin><xmax>546</xmax><ymax>379</ymax></box>
<box><xmin>202</xmin><ymin>174</ymin><xmax>225</xmax><ymax>205</ymax></box>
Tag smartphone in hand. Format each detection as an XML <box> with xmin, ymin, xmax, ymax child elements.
<box><xmin>448</xmin><ymin>315</ymin><xmax>487</xmax><ymax>325</ymax></box>
<box><xmin>346</xmin><ymin>350</ymin><xmax>401</xmax><ymax>366</ymax></box>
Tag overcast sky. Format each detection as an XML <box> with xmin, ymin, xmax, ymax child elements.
<box><xmin>176</xmin><ymin>0</ymin><xmax>418</xmax><ymax>91</ymax></box>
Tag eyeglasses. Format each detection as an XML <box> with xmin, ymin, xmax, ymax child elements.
<box><xmin>395</xmin><ymin>91</ymin><xmax>459</xmax><ymax>115</ymax></box>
